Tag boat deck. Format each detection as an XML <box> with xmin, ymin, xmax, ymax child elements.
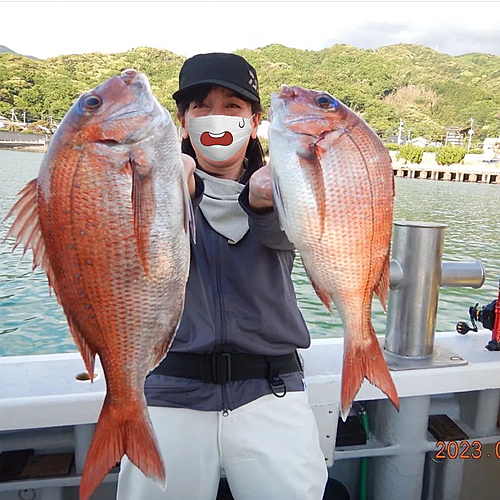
<box><xmin>1</xmin><ymin>330</ymin><xmax>499</xmax><ymax>500</ymax></box>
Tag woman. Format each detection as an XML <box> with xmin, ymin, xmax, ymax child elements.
<box><xmin>117</xmin><ymin>52</ymin><xmax>327</xmax><ymax>500</ymax></box>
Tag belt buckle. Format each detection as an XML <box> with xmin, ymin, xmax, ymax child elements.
<box><xmin>212</xmin><ymin>352</ymin><xmax>232</xmax><ymax>384</ymax></box>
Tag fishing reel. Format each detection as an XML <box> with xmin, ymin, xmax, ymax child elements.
<box><xmin>456</xmin><ymin>292</ymin><xmax>499</xmax><ymax>351</ymax></box>
<box><xmin>456</xmin><ymin>301</ymin><xmax>496</xmax><ymax>332</ymax></box>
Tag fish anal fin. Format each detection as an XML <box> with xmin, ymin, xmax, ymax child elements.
<box><xmin>79</xmin><ymin>395</ymin><xmax>165</xmax><ymax>500</ymax></box>
<box><xmin>305</xmin><ymin>266</ymin><xmax>334</xmax><ymax>315</ymax></box>
<box><xmin>375</xmin><ymin>252</ymin><xmax>391</xmax><ymax>312</ymax></box>
<box><xmin>341</xmin><ymin>328</ymin><xmax>399</xmax><ymax>421</ymax></box>
<box><xmin>297</xmin><ymin>144</ymin><xmax>326</xmax><ymax>238</ymax></box>
<box><xmin>151</xmin><ymin>343</ymin><xmax>170</xmax><ymax>373</ymax></box>
<box><xmin>313</xmin><ymin>283</ymin><xmax>334</xmax><ymax>315</ymax></box>
<box><xmin>130</xmin><ymin>152</ymin><xmax>154</xmax><ymax>276</ymax></box>
<box><xmin>149</xmin><ymin>312</ymin><xmax>184</xmax><ymax>372</ymax></box>
<box><xmin>67</xmin><ymin>315</ymin><xmax>96</xmax><ymax>380</ymax></box>
<box><xmin>3</xmin><ymin>178</ymin><xmax>59</xmax><ymax>296</ymax></box>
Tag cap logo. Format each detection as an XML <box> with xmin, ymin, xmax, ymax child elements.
<box><xmin>248</xmin><ymin>70</ymin><xmax>258</xmax><ymax>92</ymax></box>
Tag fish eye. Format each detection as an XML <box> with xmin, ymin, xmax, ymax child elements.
<box><xmin>83</xmin><ymin>95</ymin><xmax>102</xmax><ymax>110</ymax></box>
<box><xmin>314</xmin><ymin>94</ymin><xmax>337</xmax><ymax>109</ymax></box>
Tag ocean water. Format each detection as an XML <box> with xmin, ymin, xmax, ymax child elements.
<box><xmin>1</xmin><ymin>149</ymin><xmax>499</xmax><ymax>356</ymax></box>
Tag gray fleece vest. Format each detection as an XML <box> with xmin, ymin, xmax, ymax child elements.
<box><xmin>146</xmin><ymin>175</ymin><xmax>310</xmax><ymax>412</ymax></box>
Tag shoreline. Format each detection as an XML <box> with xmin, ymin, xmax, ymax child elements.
<box><xmin>0</xmin><ymin>145</ymin><xmax>48</xmax><ymax>153</ymax></box>
<box><xmin>1</xmin><ymin>147</ymin><xmax>498</xmax><ymax>175</ymax></box>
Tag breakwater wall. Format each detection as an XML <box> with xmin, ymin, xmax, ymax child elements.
<box><xmin>390</xmin><ymin>152</ymin><xmax>500</xmax><ymax>184</ymax></box>
<box><xmin>0</xmin><ymin>131</ymin><xmax>49</xmax><ymax>150</ymax></box>
<box><xmin>392</xmin><ymin>165</ymin><xmax>499</xmax><ymax>183</ymax></box>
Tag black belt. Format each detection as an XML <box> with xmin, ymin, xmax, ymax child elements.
<box><xmin>152</xmin><ymin>351</ymin><xmax>303</xmax><ymax>395</ymax></box>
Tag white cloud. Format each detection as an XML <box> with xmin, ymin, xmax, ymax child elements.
<box><xmin>2</xmin><ymin>1</ymin><xmax>499</xmax><ymax>59</ymax></box>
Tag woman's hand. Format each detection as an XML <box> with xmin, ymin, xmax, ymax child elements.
<box><xmin>182</xmin><ymin>153</ymin><xmax>196</xmax><ymax>198</ymax></box>
<box><xmin>248</xmin><ymin>162</ymin><xmax>273</xmax><ymax>210</ymax></box>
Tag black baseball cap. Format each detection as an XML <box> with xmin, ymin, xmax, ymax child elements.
<box><xmin>173</xmin><ymin>53</ymin><xmax>260</xmax><ymax>104</ymax></box>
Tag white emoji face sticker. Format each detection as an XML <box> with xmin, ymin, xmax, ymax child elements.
<box><xmin>187</xmin><ymin>114</ymin><xmax>254</xmax><ymax>162</ymax></box>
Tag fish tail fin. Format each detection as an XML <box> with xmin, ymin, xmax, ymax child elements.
<box><xmin>79</xmin><ymin>395</ymin><xmax>165</xmax><ymax>500</ymax></box>
<box><xmin>341</xmin><ymin>327</ymin><xmax>399</xmax><ymax>421</ymax></box>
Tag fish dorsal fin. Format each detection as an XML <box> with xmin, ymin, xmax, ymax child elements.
<box><xmin>375</xmin><ymin>251</ymin><xmax>391</xmax><ymax>312</ymax></box>
<box><xmin>130</xmin><ymin>152</ymin><xmax>155</xmax><ymax>276</ymax></box>
<box><xmin>3</xmin><ymin>178</ymin><xmax>59</xmax><ymax>296</ymax></box>
<box><xmin>4</xmin><ymin>179</ymin><xmax>96</xmax><ymax>379</ymax></box>
<box><xmin>297</xmin><ymin>143</ymin><xmax>326</xmax><ymax>239</ymax></box>
<box><xmin>67</xmin><ymin>315</ymin><xmax>96</xmax><ymax>381</ymax></box>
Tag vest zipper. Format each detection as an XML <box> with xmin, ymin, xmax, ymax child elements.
<box><xmin>214</xmin><ymin>232</ymin><xmax>230</xmax><ymax>414</ymax></box>
<box><xmin>215</xmin><ymin>235</ymin><xmax>227</xmax><ymax>345</ymax></box>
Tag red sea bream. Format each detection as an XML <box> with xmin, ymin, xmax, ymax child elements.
<box><xmin>5</xmin><ymin>70</ymin><xmax>192</xmax><ymax>499</ymax></box>
<box><xmin>269</xmin><ymin>84</ymin><xmax>399</xmax><ymax>420</ymax></box>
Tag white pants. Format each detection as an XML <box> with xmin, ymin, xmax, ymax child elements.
<box><xmin>116</xmin><ymin>391</ymin><xmax>327</xmax><ymax>500</ymax></box>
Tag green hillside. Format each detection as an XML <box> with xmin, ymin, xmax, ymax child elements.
<box><xmin>1</xmin><ymin>43</ymin><xmax>499</xmax><ymax>142</ymax></box>
<box><xmin>0</xmin><ymin>44</ymin><xmax>38</xmax><ymax>60</ymax></box>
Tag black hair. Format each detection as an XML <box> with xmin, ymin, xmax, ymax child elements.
<box><xmin>176</xmin><ymin>84</ymin><xmax>265</xmax><ymax>184</ymax></box>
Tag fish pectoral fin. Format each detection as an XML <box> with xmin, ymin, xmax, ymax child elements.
<box><xmin>3</xmin><ymin>178</ymin><xmax>59</xmax><ymax>296</ymax></box>
<box><xmin>67</xmin><ymin>315</ymin><xmax>96</xmax><ymax>380</ymax></box>
<box><xmin>374</xmin><ymin>252</ymin><xmax>391</xmax><ymax>312</ymax></box>
<box><xmin>341</xmin><ymin>327</ymin><xmax>399</xmax><ymax>421</ymax></box>
<box><xmin>130</xmin><ymin>156</ymin><xmax>155</xmax><ymax>276</ymax></box>
<box><xmin>297</xmin><ymin>144</ymin><xmax>326</xmax><ymax>239</ymax></box>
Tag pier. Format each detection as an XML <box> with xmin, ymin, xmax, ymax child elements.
<box><xmin>390</xmin><ymin>151</ymin><xmax>500</xmax><ymax>184</ymax></box>
<box><xmin>0</xmin><ymin>131</ymin><xmax>49</xmax><ymax>151</ymax></box>
<box><xmin>392</xmin><ymin>164</ymin><xmax>499</xmax><ymax>184</ymax></box>
<box><xmin>0</xmin><ymin>138</ymin><xmax>47</xmax><ymax>149</ymax></box>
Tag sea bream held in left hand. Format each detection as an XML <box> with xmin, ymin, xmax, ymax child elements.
<box><xmin>268</xmin><ymin>84</ymin><xmax>399</xmax><ymax>420</ymax></box>
<box><xmin>4</xmin><ymin>70</ymin><xmax>193</xmax><ymax>500</ymax></box>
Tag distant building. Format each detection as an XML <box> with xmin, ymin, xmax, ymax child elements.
<box><xmin>482</xmin><ymin>137</ymin><xmax>500</xmax><ymax>159</ymax></box>
<box><xmin>386</xmin><ymin>134</ymin><xmax>409</xmax><ymax>145</ymax></box>
<box><xmin>445</xmin><ymin>126</ymin><xmax>464</xmax><ymax>146</ymax></box>
<box><xmin>409</xmin><ymin>137</ymin><xmax>428</xmax><ymax>148</ymax></box>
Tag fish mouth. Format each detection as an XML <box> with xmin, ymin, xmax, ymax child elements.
<box><xmin>97</xmin><ymin>105</ymin><xmax>166</xmax><ymax>147</ymax></box>
<box><xmin>120</xmin><ymin>69</ymin><xmax>152</xmax><ymax>94</ymax></box>
<box><xmin>102</xmin><ymin>70</ymin><xmax>158</xmax><ymax>125</ymax></box>
<box><xmin>278</xmin><ymin>84</ymin><xmax>298</xmax><ymax>99</ymax></box>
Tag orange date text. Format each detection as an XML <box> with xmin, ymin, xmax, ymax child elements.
<box><xmin>435</xmin><ymin>440</ymin><xmax>500</xmax><ymax>459</ymax></box>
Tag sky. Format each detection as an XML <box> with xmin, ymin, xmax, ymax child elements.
<box><xmin>2</xmin><ymin>1</ymin><xmax>500</xmax><ymax>60</ymax></box>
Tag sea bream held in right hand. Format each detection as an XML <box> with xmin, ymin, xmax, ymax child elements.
<box><xmin>268</xmin><ymin>85</ymin><xmax>399</xmax><ymax>420</ymax></box>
